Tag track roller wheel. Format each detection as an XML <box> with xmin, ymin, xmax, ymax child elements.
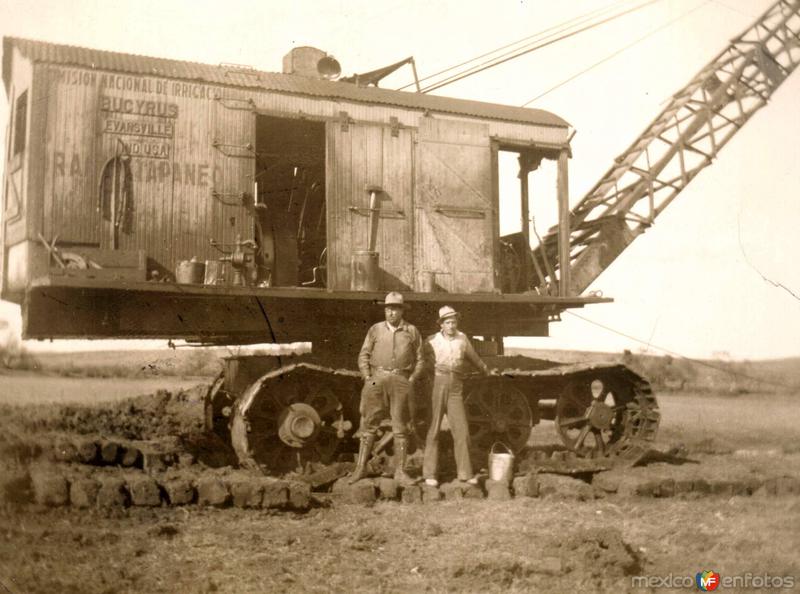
<box><xmin>464</xmin><ymin>377</ymin><xmax>533</xmax><ymax>467</ymax></box>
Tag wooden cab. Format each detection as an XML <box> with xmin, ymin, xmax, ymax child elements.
<box><xmin>1</xmin><ymin>38</ymin><xmax>588</xmax><ymax>343</ymax></box>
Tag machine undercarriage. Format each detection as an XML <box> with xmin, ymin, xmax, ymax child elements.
<box><xmin>205</xmin><ymin>353</ymin><xmax>660</xmax><ymax>478</ymax></box>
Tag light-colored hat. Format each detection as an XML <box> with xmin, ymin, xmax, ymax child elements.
<box><xmin>380</xmin><ymin>291</ymin><xmax>409</xmax><ymax>309</ymax></box>
<box><xmin>437</xmin><ymin>305</ymin><xmax>459</xmax><ymax>323</ymax></box>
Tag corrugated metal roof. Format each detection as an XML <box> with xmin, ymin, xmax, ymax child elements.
<box><xmin>2</xmin><ymin>36</ymin><xmax>568</xmax><ymax>128</ymax></box>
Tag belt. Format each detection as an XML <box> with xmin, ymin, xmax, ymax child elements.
<box><xmin>435</xmin><ymin>367</ymin><xmax>467</xmax><ymax>380</ymax></box>
<box><xmin>375</xmin><ymin>367</ymin><xmax>410</xmax><ymax>377</ymax></box>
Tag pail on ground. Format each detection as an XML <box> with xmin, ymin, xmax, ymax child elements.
<box><xmin>488</xmin><ymin>442</ymin><xmax>515</xmax><ymax>484</ymax></box>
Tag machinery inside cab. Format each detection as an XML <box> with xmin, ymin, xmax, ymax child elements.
<box><xmin>1</xmin><ymin>38</ymin><xmax>592</xmax><ymax>343</ymax></box>
<box><xmin>253</xmin><ymin>115</ymin><xmax>326</xmax><ymax>288</ymax></box>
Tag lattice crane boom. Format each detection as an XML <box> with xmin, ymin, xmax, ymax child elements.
<box><xmin>531</xmin><ymin>0</ymin><xmax>800</xmax><ymax>295</ymax></box>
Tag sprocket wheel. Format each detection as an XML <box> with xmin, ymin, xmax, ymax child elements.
<box><xmin>555</xmin><ymin>375</ymin><xmax>659</xmax><ymax>464</ymax></box>
<box><xmin>230</xmin><ymin>368</ymin><xmax>354</xmax><ymax>474</ymax></box>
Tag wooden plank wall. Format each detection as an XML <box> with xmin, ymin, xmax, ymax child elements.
<box><xmin>37</xmin><ymin>64</ymin><xmax>252</xmax><ymax>274</ymax></box>
<box><xmin>17</xmin><ymin>60</ymin><xmax>565</xmax><ymax>289</ymax></box>
<box><xmin>41</xmin><ymin>65</ymin><xmax>101</xmax><ymax>245</ymax></box>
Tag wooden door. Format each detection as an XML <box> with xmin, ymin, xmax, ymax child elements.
<box><xmin>326</xmin><ymin>121</ymin><xmax>414</xmax><ymax>291</ymax></box>
<box><xmin>414</xmin><ymin>117</ymin><xmax>496</xmax><ymax>293</ymax></box>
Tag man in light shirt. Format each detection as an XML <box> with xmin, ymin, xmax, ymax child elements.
<box><xmin>422</xmin><ymin>305</ymin><xmax>497</xmax><ymax>487</ymax></box>
<box><xmin>350</xmin><ymin>291</ymin><xmax>424</xmax><ymax>484</ymax></box>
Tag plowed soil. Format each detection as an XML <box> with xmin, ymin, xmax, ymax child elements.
<box><xmin>0</xmin><ymin>373</ymin><xmax>798</xmax><ymax>593</ymax></box>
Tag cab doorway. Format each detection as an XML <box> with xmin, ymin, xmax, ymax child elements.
<box><xmin>254</xmin><ymin>115</ymin><xmax>326</xmax><ymax>287</ymax></box>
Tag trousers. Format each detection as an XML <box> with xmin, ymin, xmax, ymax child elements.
<box><xmin>357</xmin><ymin>371</ymin><xmax>410</xmax><ymax>438</ymax></box>
<box><xmin>422</xmin><ymin>373</ymin><xmax>473</xmax><ymax>481</ymax></box>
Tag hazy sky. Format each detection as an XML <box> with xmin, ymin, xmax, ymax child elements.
<box><xmin>0</xmin><ymin>0</ymin><xmax>798</xmax><ymax>359</ymax></box>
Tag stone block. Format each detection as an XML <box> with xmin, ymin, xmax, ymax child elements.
<box><xmin>288</xmin><ymin>481</ymin><xmax>312</xmax><ymax>510</ymax></box>
<box><xmin>440</xmin><ymin>482</ymin><xmax>464</xmax><ymax>500</ymax></box>
<box><xmin>142</xmin><ymin>452</ymin><xmax>168</xmax><ymax>474</ymax></box>
<box><xmin>709</xmin><ymin>480</ymin><xmax>734</xmax><ymax>496</ymax></box>
<box><xmin>377</xmin><ymin>478</ymin><xmax>399</xmax><ymax>501</ymax></box>
<box><xmin>463</xmin><ymin>484</ymin><xmax>484</xmax><ymax>499</ymax></box>
<box><xmin>421</xmin><ymin>484</ymin><xmax>442</xmax><ymax>503</ymax></box>
<box><xmin>69</xmin><ymin>478</ymin><xmax>100</xmax><ymax>508</ymax></box>
<box><xmin>655</xmin><ymin>478</ymin><xmax>675</xmax><ymax>498</ymax></box>
<box><xmin>537</xmin><ymin>474</ymin><xmax>593</xmax><ymax>501</ymax></box>
<box><xmin>163</xmin><ymin>478</ymin><xmax>195</xmax><ymax>505</ymax></box>
<box><xmin>261</xmin><ymin>479</ymin><xmax>289</xmax><ymax>509</ymax></box>
<box><xmin>121</xmin><ymin>446</ymin><xmax>142</xmax><ymax>468</ymax></box>
<box><xmin>229</xmin><ymin>479</ymin><xmax>264</xmax><ymax>508</ymax></box>
<box><xmin>128</xmin><ymin>476</ymin><xmax>162</xmax><ymax>506</ymax></box>
<box><xmin>76</xmin><ymin>439</ymin><xmax>99</xmax><ymax>464</ymax></box>
<box><xmin>512</xmin><ymin>474</ymin><xmax>539</xmax><ymax>498</ymax></box>
<box><xmin>100</xmin><ymin>442</ymin><xmax>121</xmax><ymax>465</ymax></box>
<box><xmin>401</xmin><ymin>485</ymin><xmax>422</xmax><ymax>504</ymax></box>
<box><xmin>486</xmin><ymin>479</ymin><xmax>512</xmax><ymax>501</ymax></box>
<box><xmin>52</xmin><ymin>441</ymin><xmax>78</xmax><ymax>463</ymax></box>
<box><xmin>634</xmin><ymin>480</ymin><xmax>659</xmax><ymax>497</ymax></box>
<box><xmin>693</xmin><ymin>479</ymin><xmax>711</xmax><ymax>494</ymax></box>
<box><xmin>334</xmin><ymin>480</ymin><xmax>377</xmax><ymax>505</ymax></box>
<box><xmin>32</xmin><ymin>472</ymin><xmax>69</xmax><ymax>506</ymax></box>
<box><xmin>592</xmin><ymin>471</ymin><xmax>622</xmax><ymax>494</ymax></box>
<box><xmin>97</xmin><ymin>477</ymin><xmax>129</xmax><ymax>508</ymax></box>
<box><xmin>196</xmin><ymin>476</ymin><xmax>230</xmax><ymax>507</ymax></box>
<box><xmin>0</xmin><ymin>470</ymin><xmax>31</xmax><ymax>505</ymax></box>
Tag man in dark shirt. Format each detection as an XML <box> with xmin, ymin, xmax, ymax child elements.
<box><xmin>350</xmin><ymin>292</ymin><xmax>424</xmax><ymax>484</ymax></box>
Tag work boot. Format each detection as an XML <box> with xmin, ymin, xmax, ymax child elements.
<box><xmin>348</xmin><ymin>433</ymin><xmax>376</xmax><ymax>484</ymax></box>
<box><xmin>393</xmin><ymin>436</ymin><xmax>415</xmax><ymax>485</ymax></box>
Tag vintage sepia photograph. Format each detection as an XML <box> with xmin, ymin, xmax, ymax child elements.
<box><xmin>0</xmin><ymin>0</ymin><xmax>798</xmax><ymax>591</ymax></box>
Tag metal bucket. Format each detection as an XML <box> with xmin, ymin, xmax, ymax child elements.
<box><xmin>350</xmin><ymin>250</ymin><xmax>379</xmax><ymax>291</ymax></box>
<box><xmin>488</xmin><ymin>442</ymin><xmax>514</xmax><ymax>484</ymax></box>
<box><xmin>175</xmin><ymin>258</ymin><xmax>205</xmax><ymax>284</ymax></box>
<box><xmin>204</xmin><ymin>260</ymin><xmax>225</xmax><ymax>285</ymax></box>
<box><xmin>420</xmin><ymin>271</ymin><xmax>436</xmax><ymax>292</ymax></box>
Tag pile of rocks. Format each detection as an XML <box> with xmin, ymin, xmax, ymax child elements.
<box><xmin>11</xmin><ymin>468</ymin><xmax>312</xmax><ymax>511</ymax></box>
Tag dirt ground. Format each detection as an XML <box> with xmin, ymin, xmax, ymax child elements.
<box><xmin>0</xmin><ymin>374</ymin><xmax>799</xmax><ymax>593</ymax></box>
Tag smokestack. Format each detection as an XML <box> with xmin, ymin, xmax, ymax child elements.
<box><xmin>282</xmin><ymin>47</ymin><xmax>341</xmax><ymax>80</ymax></box>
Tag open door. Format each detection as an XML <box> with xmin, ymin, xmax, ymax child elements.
<box><xmin>414</xmin><ymin>117</ymin><xmax>496</xmax><ymax>293</ymax></box>
<box><xmin>254</xmin><ymin>115</ymin><xmax>326</xmax><ymax>287</ymax></box>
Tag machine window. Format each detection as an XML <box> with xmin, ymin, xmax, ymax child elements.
<box><xmin>12</xmin><ymin>90</ymin><xmax>28</xmax><ymax>156</ymax></box>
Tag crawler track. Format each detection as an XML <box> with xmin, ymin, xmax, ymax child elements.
<box><xmin>208</xmin><ymin>355</ymin><xmax>660</xmax><ymax>475</ymax></box>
